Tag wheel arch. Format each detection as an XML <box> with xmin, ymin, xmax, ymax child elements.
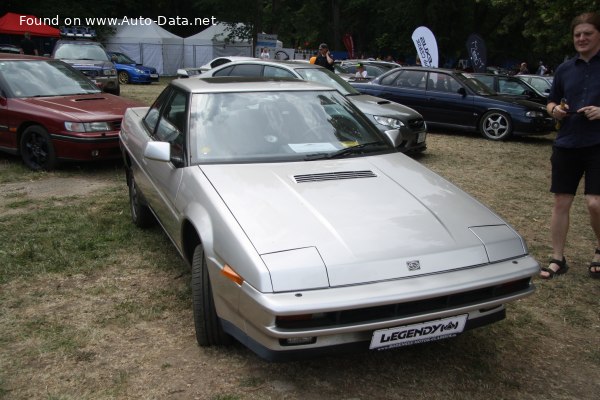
<box><xmin>16</xmin><ymin>122</ymin><xmax>46</xmax><ymax>154</ymax></box>
<box><xmin>181</xmin><ymin>218</ymin><xmax>202</xmax><ymax>266</ymax></box>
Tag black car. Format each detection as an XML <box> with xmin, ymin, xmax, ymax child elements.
<box><xmin>351</xmin><ymin>67</ymin><xmax>554</xmax><ymax>140</ymax></box>
<box><xmin>469</xmin><ymin>72</ymin><xmax>547</xmax><ymax>104</ymax></box>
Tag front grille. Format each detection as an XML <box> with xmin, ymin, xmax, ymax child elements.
<box><xmin>294</xmin><ymin>170</ymin><xmax>377</xmax><ymax>183</ymax></box>
<box><xmin>80</xmin><ymin>69</ymin><xmax>99</xmax><ymax>77</ymax></box>
<box><xmin>111</xmin><ymin>120</ymin><xmax>121</xmax><ymax>131</ymax></box>
<box><xmin>408</xmin><ymin>118</ymin><xmax>425</xmax><ymax>130</ymax></box>
<box><xmin>275</xmin><ymin>278</ymin><xmax>531</xmax><ymax>329</ymax></box>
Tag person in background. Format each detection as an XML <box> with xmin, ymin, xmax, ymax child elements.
<box><xmin>355</xmin><ymin>63</ymin><xmax>368</xmax><ymax>78</ymax></box>
<box><xmin>314</xmin><ymin>43</ymin><xmax>334</xmax><ymax>71</ymax></box>
<box><xmin>260</xmin><ymin>48</ymin><xmax>270</xmax><ymax>59</ymax></box>
<box><xmin>537</xmin><ymin>61</ymin><xmax>547</xmax><ymax>75</ymax></box>
<box><xmin>541</xmin><ymin>11</ymin><xmax>600</xmax><ymax>280</ymax></box>
<box><xmin>517</xmin><ymin>62</ymin><xmax>529</xmax><ymax>74</ymax></box>
<box><xmin>20</xmin><ymin>32</ymin><xmax>38</xmax><ymax>56</ymax></box>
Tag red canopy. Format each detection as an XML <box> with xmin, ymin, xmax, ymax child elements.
<box><xmin>0</xmin><ymin>13</ymin><xmax>60</xmax><ymax>38</ymax></box>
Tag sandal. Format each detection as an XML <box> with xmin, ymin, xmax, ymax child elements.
<box><xmin>589</xmin><ymin>248</ymin><xmax>600</xmax><ymax>279</ymax></box>
<box><xmin>540</xmin><ymin>257</ymin><xmax>568</xmax><ymax>279</ymax></box>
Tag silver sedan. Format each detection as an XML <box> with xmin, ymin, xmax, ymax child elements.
<box><xmin>119</xmin><ymin>77</ymin><xmax>538</xmax><ymax>361</ymax></box>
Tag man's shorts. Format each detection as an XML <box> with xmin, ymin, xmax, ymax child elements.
<box><xmin>551</xmin><ymin>144</ymin><xmax>600</xmax><ymax>195</ymax></box>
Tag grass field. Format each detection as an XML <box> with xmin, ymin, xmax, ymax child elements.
<box><xmin>0</xmin><ymin>78</ymin><xmax>598</xmax><ymax>400</ymax></box>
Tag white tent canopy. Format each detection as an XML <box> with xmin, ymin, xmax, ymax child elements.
<box><xmin>183</xmin><ymin>23</ymin><xmax>252</xmax><ymax>68</ymax></box>
<box><xmin>104</xmin><ymin>20</ymin><xmax>184</xmax><ymax>75</ymax></box>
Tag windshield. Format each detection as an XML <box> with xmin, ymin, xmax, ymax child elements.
<box><xmin>54</xmin><ymin>43</ymin><xmax>110</xmax><ymax>61</ymax></box>
<box><xmin>0</xmin><ymin>60</ymin><xmax>101</xmax><ymax>97</ymax></box>
<box><xmin>112</xmin><ymin>52</ymin><xmax>136</xmax><ymax>64</ymax></box>
<box><xmin>295</xmin><ymin>67</ymin><xmax>359</xmax><ymax>96</ymax></box>
<box><xmin>189</xmin><ymin>89</ymin><xmax>390</xmax><ymax>164</ymax></box>
<box><xmin>460</xmin><ymin>73</ymin><xmax>496</xmax><ymax>95</ymax></box>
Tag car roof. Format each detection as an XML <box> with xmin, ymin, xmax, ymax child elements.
<box><xmin>210</xmin><ymin>59</ymin><xmax>324</xmax><ymax>70</ymax></box>
<box><xmin>172</xmin><ymin>76</ymin><xmax>335</xmax><ymax>94</ymax></box>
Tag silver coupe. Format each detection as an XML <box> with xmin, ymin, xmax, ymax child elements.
<box><xmin>119</xmin><ymin>77</ymin><xmax>538</xmax><ymax>361</ymax></box>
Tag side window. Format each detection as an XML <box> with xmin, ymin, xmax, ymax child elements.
<box><xmin>143</xmin><ymin>86</ymin><xmax>172</xmax><ymax>134</ymax></box>
<box><xmin>398</xmin><ymin>70</ymin><xmax>427</xmax><ymax>89</ymax></box>
<box><xmin>476</xmin><ymin>75</ymin><xmax>494</xmax><ymax>90</ymax></box>
<box><xmin>147</xmin><ymin>88</ymin><xmax>188</xmax><ymax>165</ymax></box>
<box><xmin>213</xmin><ymin>66</ymin><xmax>234</xmax><ymax>77</ymax></box>
<box><xmin>380</xmin><ymin>70</ymin><xmax>402</xmax><ymax>86</ymax></box>
<box><xmin>264</xmin><ymin>66</ymin><xmax>295</xmax><ymax>78</ymax></box>
<box><xmin>228</xmin><ymin>64</ymin><xmax>263</xmax><ymax>77</ymax></box>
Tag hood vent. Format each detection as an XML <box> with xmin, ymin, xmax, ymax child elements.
<box><xmin>294</xmin><ymin>170</ymin><xmax>377</xmax><ymax>183</ymax></box>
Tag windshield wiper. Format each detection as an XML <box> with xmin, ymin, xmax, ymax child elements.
<box><xmin>304</xmin><ymin>141</ymin><xmax>386</xmax><ymax>160</ymax></box>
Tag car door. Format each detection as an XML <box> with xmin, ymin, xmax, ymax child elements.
<box><xmin>371</xmin><ymin>69</ymin><xmax>429</xmax><ymax>116</ymax></box>
<box><xmin>424</xmin><ymin>72</ymin><xmax>477</xmax><ymax>127</ymax></box>
<box><xmin>138</xmin><ymin>87</ymin><xmax>187</xmax><ymax>241</ymax></box>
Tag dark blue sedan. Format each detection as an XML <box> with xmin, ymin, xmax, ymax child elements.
<box><xmin>351</xmin><ymin>66</ymin><xmax>554</xmax><ymax>140</ymax></box>
<box><xmin>108</xmin><ymin>51</ymin><xmax>159</xmax><ymax>84</ymax></box>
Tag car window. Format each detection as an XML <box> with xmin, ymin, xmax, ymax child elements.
<box><xmin>427</xmin><ymin>72</ymin><xmax>457</xmax><ymax>93</ymax></box>
<box><xmin>210</xmin><ymin>58</ymin><xmax>231</xmax><ymax>68</ymax></box>
<box><xmin>499</xmin><ymin>77</ymin><xmax>528</xmax><ymax>95</ymax></box>
<box><xmin>296</xmin><ymin>67</ymin><xmax>357</xmax><ymax>95</ymax></box>
<box><xmin>227</xmin><ymin>64</ymin><xmax>264</xmax><ymax>77</ymax></box>
<box><xmin>143</xmin><ymin>87</ymin><xmax>172</xmax><ymax>133</ymax></box>
<box><xmin>188</xmin><ymin>90</ymin><xmax>389</xmax><ymax>164</ymax></box>
<box><xmin>212</xmin><ymin>66</ymin><xmax>234</xmax><ymax>77</ymax></box>
<box><xmin>379</xmin><ymin>70</ymin><xmax>402</xmax><ymax>86</ymax></box>
<box><xmin>394</xmin><ymin>70</ymin><xmax>427</xmax><ymax>89</ymax></box>
<box><xmin>264</xmin><ymin>66</ymin><xmax>295</xmax><ymax>78</ymax></box>
<box><xmin>154</xmin><ymin>89</ymin><xmax>188</xmax><ymax>163</ymax></box>
<box><xmin>54</xmin><ymin>43</ymin><xmax>109</xmax><ymax>61</ymax></box>
<box><xmin>475</xmin><ymin>75</ymin><xmax>494</xmax><ymax>90</ymax></box>
<box><xmin>0</xmin><ymin>59</ymin><xmax>100</xmax><ymax>97</ymax></box>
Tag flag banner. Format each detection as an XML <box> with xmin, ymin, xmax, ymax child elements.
<box><xmin>343</xmin><ymin>33</ymin><xmax>354</xmax><ymax>59</ymax></box>
<box><xmin>411</xmin><ymin>26</ymin><xmax>438</xmax><ymax>68</ymax></box>
<box><xmin>466</xmin><ymin>33</ymin><xmax>487</xmax><ymax>72</ymax></box>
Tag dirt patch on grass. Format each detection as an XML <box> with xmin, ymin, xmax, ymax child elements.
<box><xmin>0</xmin><ymin>176</ymin><xmax>116</xmax><ymax>216</ymax></box>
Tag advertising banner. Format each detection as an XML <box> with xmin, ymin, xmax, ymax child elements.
<box><xmin>411</xmin><ymin>26</ymin><xmax>438</xmax><ymax>68</ymax></box>
<box><xmin>466</xmin><ymin>33</ymin><xmax>487</xmax><ymax>72</ymax></box>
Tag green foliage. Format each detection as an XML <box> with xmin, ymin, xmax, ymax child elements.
<box><xmin>4</xmin><ymin>0</ymin><xmax>600</xmax><ymax>68</ymax></box>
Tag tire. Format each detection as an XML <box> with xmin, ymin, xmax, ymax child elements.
<box><xmin>20</xmin><ymin>125</ymin><xmax>57</xmax><ymax>171</ymax></box>
<box><xmin>118</xmin><ymin>71</ymin><xmax>129</xmax><ymax>84</ymax></box>
<box><xmin>479</xmin><ymin>111</ymin><xmax>513</xmax><ymax>140</ymax></box>
<box><xmin>126</xmin><ymin>168</ymin><xmax>155</xmax><ymax>228</ymax></box>
<box><xmin>191</xmin><ymin>244</ymin><xmax>232</xmax><ymax>347</ymax></box>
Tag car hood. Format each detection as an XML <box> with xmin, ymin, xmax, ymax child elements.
<box><xmin>21</xmin><ymin>95</ymin><xmax>140</xmax><ymax>120</ymax></box>
<box><xmin>348</xmin><ymin>94</ymin><xmax>422</xmax><ymax>119</ymax></box>
<box><xmin>201</xmin><ymin>153</ymin><xmax>526</xmax><ymax>288</ymax></box>
<box><xmin>487</xmin><ymin>94</ymin><xmax>545</xmax><ymax>109</ymax></box>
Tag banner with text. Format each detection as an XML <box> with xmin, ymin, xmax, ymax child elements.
<box><xmin>466</xmin><ymin>33</ymin><xmax>487</xmax><ymax>72</ymax></box>
<box><xmin>411</xmin><ymin>26</ymin><xmax>438</xmax><ymax>68</ymax></box>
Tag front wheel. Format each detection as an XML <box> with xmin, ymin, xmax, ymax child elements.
<box><xmin>118</xmin><ymin>71</ymin><xmax>129</xmax><ymax>84</ymax></box>
<box><xmin>20</xmin><ymin>125</ymin><xmax>57</xmax><ymax>170</ymax></box>
<box><xmin>479</xmin><ymin>111</ymin><xmax>513</xmax><ymax>140</ymax></box>
<box><xmin>191</xmin><ymin>244</ymin><xmax>232</xmax><ymax>347</ymax></box>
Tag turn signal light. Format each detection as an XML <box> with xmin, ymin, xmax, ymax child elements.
<box><xmin>221</xmin><ymin>264</ymin><xmax>244</xmax><ymax>285</ymax></box>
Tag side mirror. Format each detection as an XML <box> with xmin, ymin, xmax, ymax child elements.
<box><xmin>144</xmin><ymin>141</ymin><xmax>171</xmax><ymax>162</ymax></box>
<box><xmin>176</xmin><ymin>68</ymin><xmax>189</xmax><ymax>78</ymax></box>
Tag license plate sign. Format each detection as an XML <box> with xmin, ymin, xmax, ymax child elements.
<box><xmin>369</xmin><ymin>314</ymin><xmax>468</xmax><ymax>350</ymax></box>
<box><xmin>150</xmin><ymin>74</ymin><xmax>158</xmax><ymax>78</ymax></box>
<box><xmin>418</xmin><ymin>131</ymin><xmax>426</xmax><ymax>143</ymax></box>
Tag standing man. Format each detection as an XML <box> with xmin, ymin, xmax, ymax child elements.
<box><xmin>20</xmin><ymin>32</ymin><xmax>38</xmax><ymax>56</ymax></box>
<box><xmin>314</xmin><ymin>43</ymin><xmax>334</xmax><ymax>72</ymax></box>
<box><xmin>541</xmin><ymin>12</ymin><xmax>600</xmax><ymax>280</ymax></box>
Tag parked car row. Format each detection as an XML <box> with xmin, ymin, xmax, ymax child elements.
<box><xmin>350</xmin><ymin>66</ymin><xmax>553</xmax><ymax>141</ymax></box>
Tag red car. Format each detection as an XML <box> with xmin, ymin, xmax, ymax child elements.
<box><xmin>0</xmin><ymin>54</ymin><xmax>141</xmax><ymax>170</ymax></box>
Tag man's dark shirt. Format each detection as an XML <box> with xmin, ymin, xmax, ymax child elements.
<box><xmin>549</xmin><ymin>51</ymin><xmax>600</xmax><ymax>148</ymax></box>
<box><xmin>314</xmin><ymin>54</ymin><xmax>334</xmax><ymax>71</ymax></box>
<box><xmin>20</xmin><ymin>38</ymin><xmax>37</xmax><ymax>55</ymax></box>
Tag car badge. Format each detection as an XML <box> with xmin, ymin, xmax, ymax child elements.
<box><xmin>406</xmin><ymin>260</ymin><xmax>421</xmax><ymax>271</ymax></box>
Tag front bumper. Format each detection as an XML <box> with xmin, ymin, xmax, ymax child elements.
<box><xmin>213</xmin><ymin>255</ymin><xmax>538</xmax><ymax>360</ymax></box>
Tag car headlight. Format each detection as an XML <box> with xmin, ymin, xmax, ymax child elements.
<box><xmin>373</xmin><ymin>115</ymin><xmax>405</xmax><ymax>129</ymax></box>
<box><xmin>65</xmin><ymin>121</ymin><xmax>111</xmax><ymax>132</ymax></box>
<box><xmin>103</xmin><ymin>68</ymin><xmax>116</xmax><ymax>76</ymax></box>
<box><xmin>135</xmin><ymin>68</ymin><xmax>145</xmax><ymax>74</ymax></box>
<box><xmin>525</xmin><ymin>110</ymin><xmax>545</xmax><ymax>118</ymax></box>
